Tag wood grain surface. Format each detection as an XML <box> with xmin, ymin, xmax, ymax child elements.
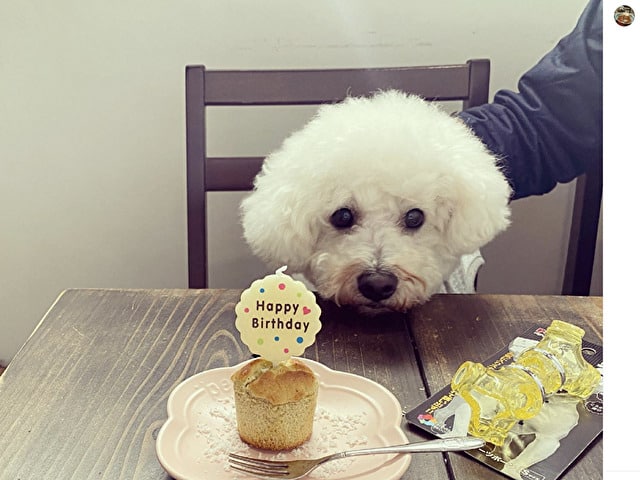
<box><xmin>0</xmin><ymin>290</ymin><xmax>602</xmax><ymax>480</ymax></box>
<box><xmin>0</xmin><ymin>289</ymin><xmax>249</xmax><ymax>480</ymax></box>
<box><xmin>306</xmin><ymin>299</ymin><xmax>450</xmax><ymax>479</ymax></box>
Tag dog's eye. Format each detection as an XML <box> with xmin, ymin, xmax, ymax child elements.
<box><xmin>330</xmin><ymin>208</ymin><xmax>355</xmax><ymax>229</ymax></box>
<box><xmin>404</xmin><ymin>208</ymin><xmax>425</xmax><ymax>229</ymax></box>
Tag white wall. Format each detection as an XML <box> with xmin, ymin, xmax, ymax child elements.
<box><xmin>0</xmin><ymin>0</ymin><xmax>598</xmax><ymax>365</ymax></box>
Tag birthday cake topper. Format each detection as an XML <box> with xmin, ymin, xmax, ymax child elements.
<box><xmin>235</xmin><ymin>266</ymin><xmax>322</xmax><ymax>365</ymax></box>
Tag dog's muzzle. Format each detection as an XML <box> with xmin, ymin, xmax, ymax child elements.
<box><xmin>357</xmin><ymin>271</ymin><xmax>398</xmax><ymax>302</ymax></box>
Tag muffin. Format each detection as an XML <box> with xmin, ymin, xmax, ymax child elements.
<box><xmin>231</xmin><ymin>358</ymin><xmax>318</xmax><ymax>450</ymax></box>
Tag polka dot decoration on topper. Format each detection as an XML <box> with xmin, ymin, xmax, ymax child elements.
<box><xmin>235</xmin><ymin>266</ymin><xmax>322</xmax><ymax>365</ymax></box>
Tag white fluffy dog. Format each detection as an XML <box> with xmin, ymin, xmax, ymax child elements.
<box><xmin>241</xmin><ymin>90</ymin><xmax>511</xmax><ymax>313</ymax></box>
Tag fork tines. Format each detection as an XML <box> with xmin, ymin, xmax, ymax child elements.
<box><xmin>228</xmin><ymin>453</ymin><xmax>289</xmax><ymax>477</ymax></box>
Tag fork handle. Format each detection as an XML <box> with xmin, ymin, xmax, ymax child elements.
<box><xmin>340</xmin><ymin>437</ymin><xmax>484</xmax><ymax>458</ymax></box>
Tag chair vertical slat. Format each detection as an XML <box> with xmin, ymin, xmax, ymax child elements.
<box><xmin>464</xmin><ymin>59</ymin><xmax>490</xmax><ymax>109</ymax></box>
<box><xmin>186</xmin><ymin>65</ymin><xmax>208</xmax><ymax>288</ymax></box>
<box><xmin>562</xmin><ymin>162</ymin><xmax>603</xmax><ymax>295</ymax></box>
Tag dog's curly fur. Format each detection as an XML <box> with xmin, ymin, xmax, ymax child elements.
<box><xmin>241</xmin><ymin>90</ymin><xmax>511</xmax><ymax>312</ymax></box>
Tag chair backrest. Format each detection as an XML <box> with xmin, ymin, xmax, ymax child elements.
<box><xmin>562</xmin><ymin>161</ymin><xmax>602</xmax><ymax>295</ymax></box>
<box><xmin>186</xmin><ymin>59</ymin><xmax>491</xmax><ymax>288</ymax></box>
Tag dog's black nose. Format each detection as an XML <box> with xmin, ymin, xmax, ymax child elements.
<box><xmin>357</xmin><ymin>271</ymin><xmax>398</xmax><ymax>302</ymax></box>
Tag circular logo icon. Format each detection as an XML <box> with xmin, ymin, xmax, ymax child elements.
<box><xmin>615</xmin><ymin>5</ymin><xmax>635</xmax><ymax>26</ymax></box>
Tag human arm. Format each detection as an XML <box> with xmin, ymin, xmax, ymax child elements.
<box><xmin>458</xmin><ymin>0</ymin><xmax>602</xmax><ymax>200</ymax></box>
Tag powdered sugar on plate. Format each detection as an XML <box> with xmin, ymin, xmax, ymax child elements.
<box><xmin>196</xmin><ymin>396</ymin><xmax>369</xmax><ymax>478</ymax></box>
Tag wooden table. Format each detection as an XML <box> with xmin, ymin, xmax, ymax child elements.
<box><xmin>0</xmin><ymin>289</ymin><xmax>602</xmax><ymax>479</ymax></box>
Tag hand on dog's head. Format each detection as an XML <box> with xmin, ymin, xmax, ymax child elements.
<box><xmin>241</xmin><ymin>90</ymin><xmax>511</xmax><ymax>313</ymax></box>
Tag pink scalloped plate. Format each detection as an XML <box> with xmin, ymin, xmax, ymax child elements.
<box><xmin>156</xmin><ymin>358</ymin><xmax>411</xmax><ymax>480</ymax></box>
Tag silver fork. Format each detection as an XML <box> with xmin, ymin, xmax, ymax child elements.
<box><xmin>228</xmin><ymin>436</ymin><xmax>484</xmax><ymax>479</ymax></box>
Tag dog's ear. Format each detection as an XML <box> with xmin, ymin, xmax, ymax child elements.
<box><xmin>442</xmin><ymin>170</ymin><xmax>512</xmax><ymax>255</ymax></box>
<box><xmin>240</xmin><ymin>166</ymin><xmax>321</xmax><ymax>272</ymax></box>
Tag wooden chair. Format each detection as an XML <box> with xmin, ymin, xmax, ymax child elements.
<box><xmin>562</xmin><ymin>161</ymin><xmax>602</xmax><ymax>295</ymax></box>
<box><xmin>185</xmin><ymin>60</ymin><xmax>491</xmax><ymax>288</ymax></box>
